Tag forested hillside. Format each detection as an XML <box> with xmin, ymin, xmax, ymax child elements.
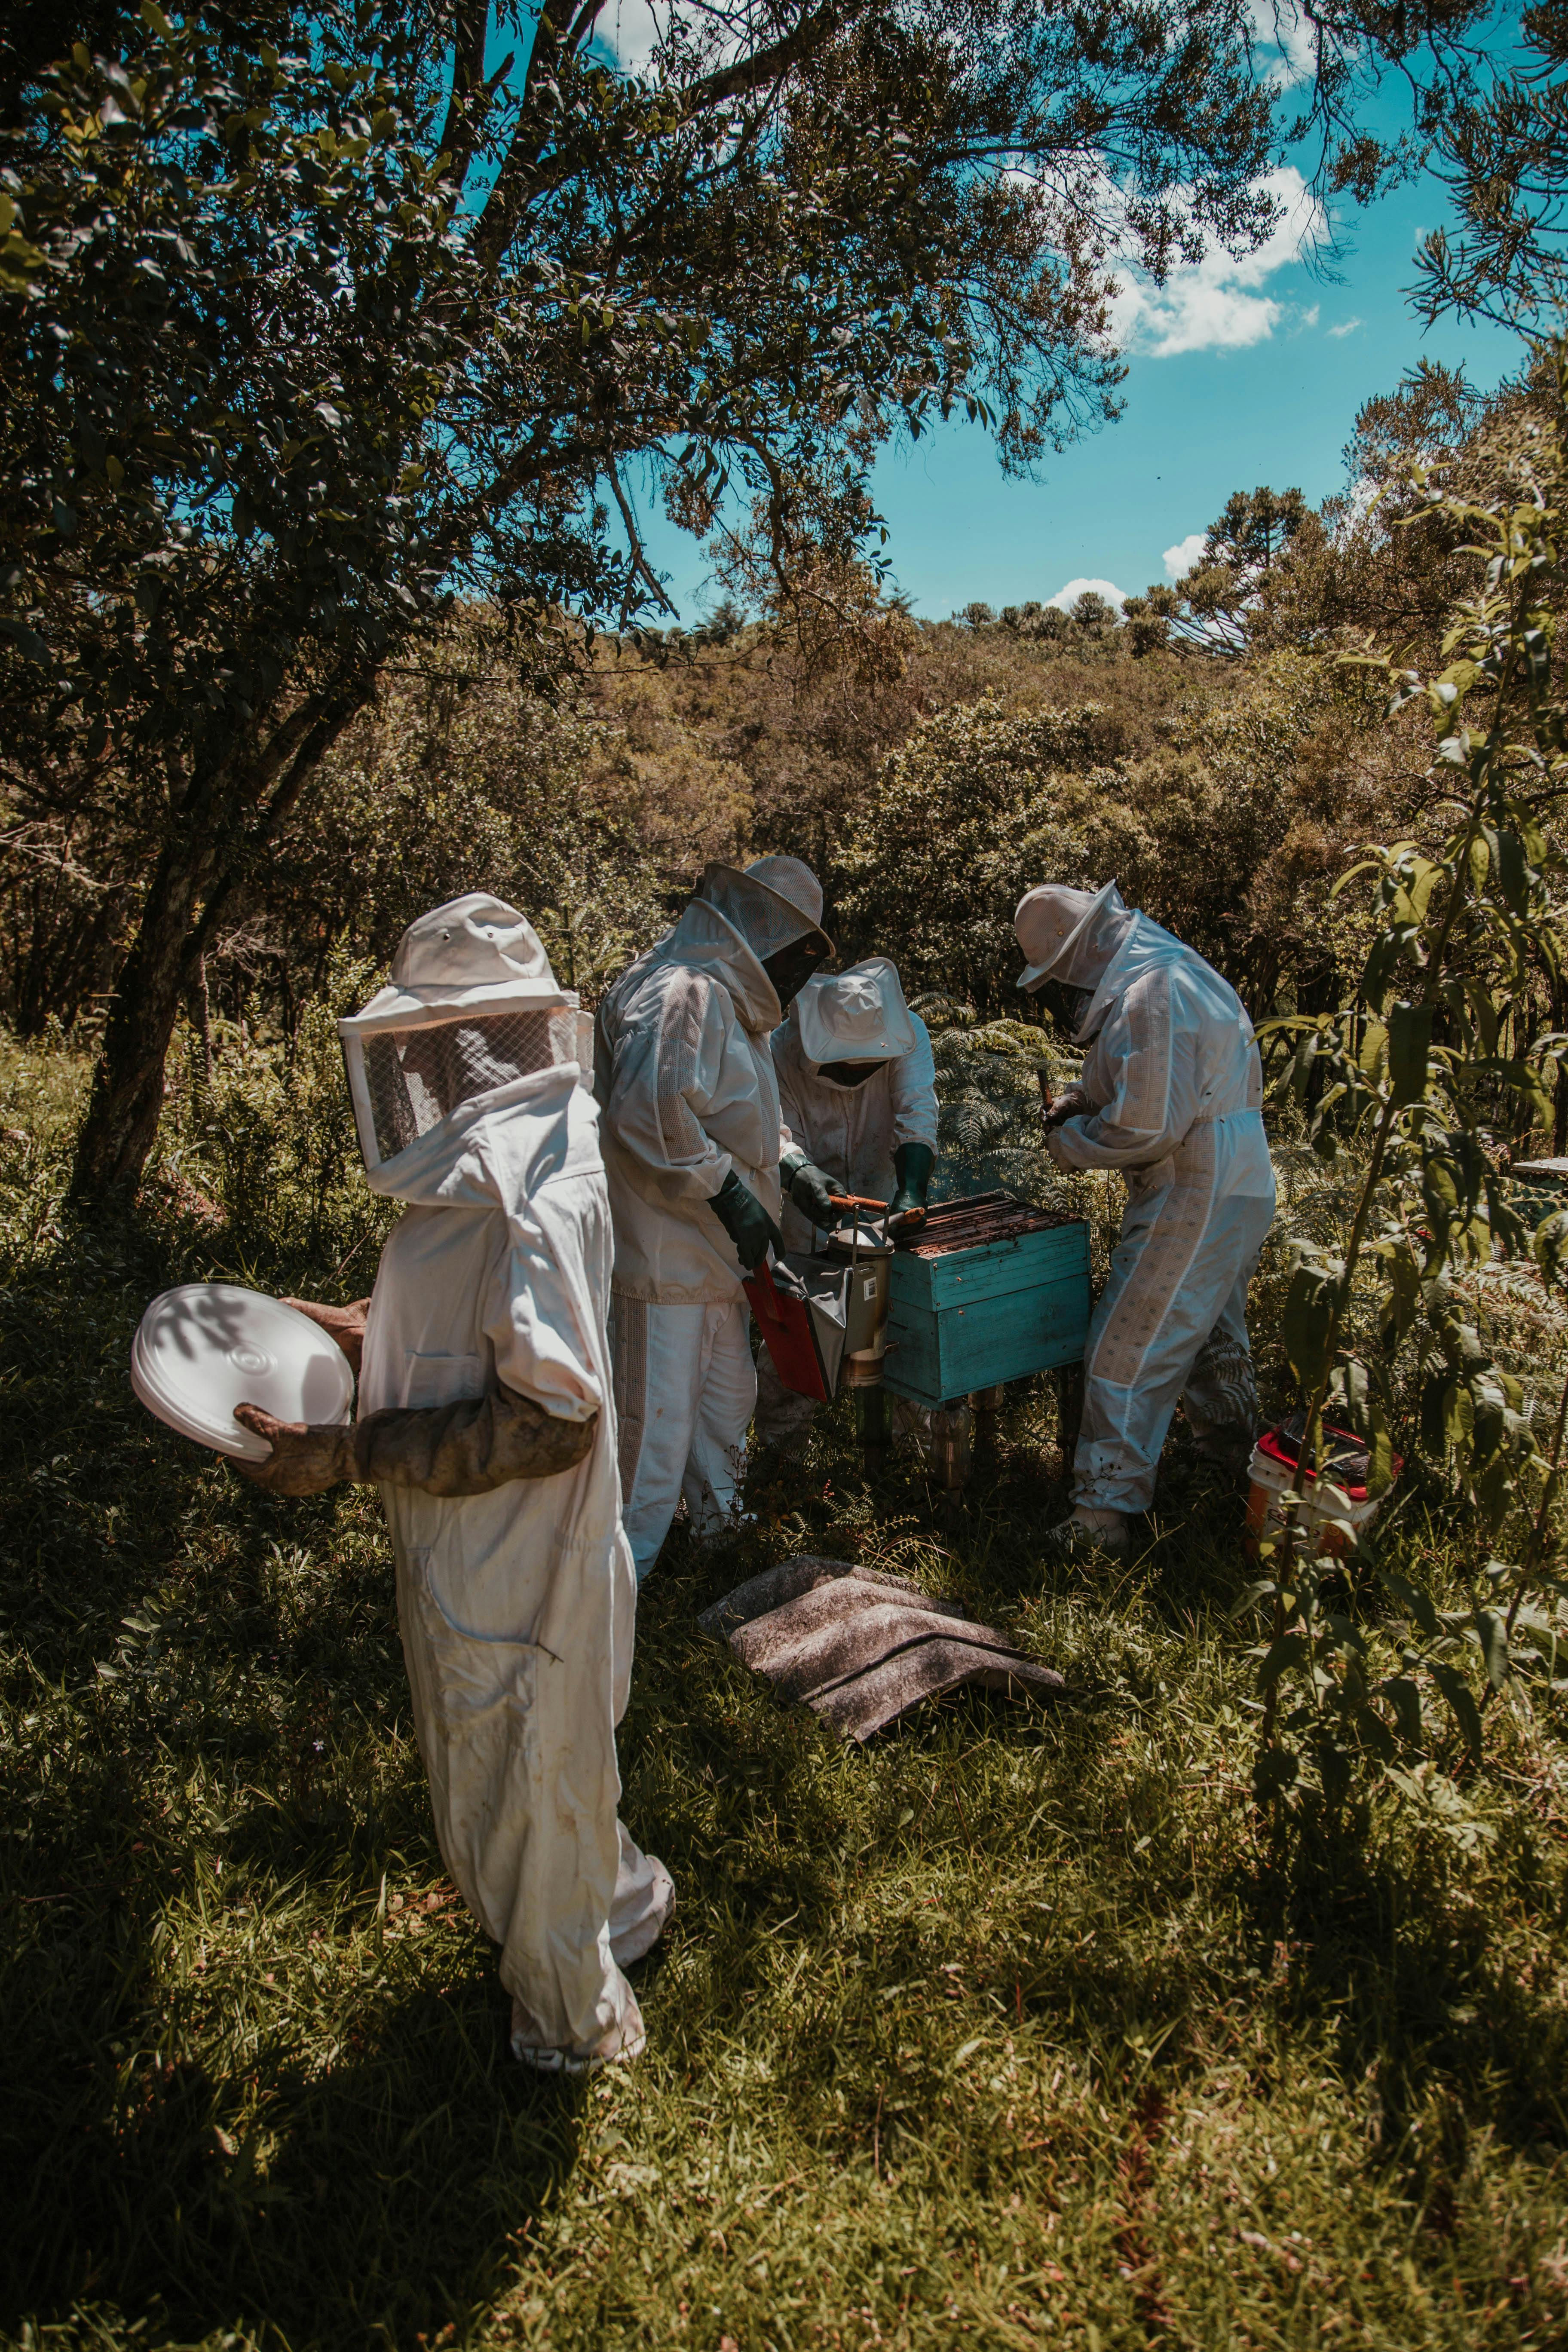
<box><xmin>10</xmin><ymin>350</ymin><xmax>1558</xmax><ymax>1136</ymax></box>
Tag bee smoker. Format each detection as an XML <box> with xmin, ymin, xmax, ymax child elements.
<box><xmin>821</xmin><ymin>1201</ymin><xmax>895</xmax><ymax>1468</ymax></box>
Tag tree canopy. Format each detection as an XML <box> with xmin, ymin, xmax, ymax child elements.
<box><xmin>0</xmin><ymin>0</ymin><xmax>1495</xmax><ymax>1192</ymax></box>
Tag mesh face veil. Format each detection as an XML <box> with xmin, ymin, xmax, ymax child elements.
<box><xmin>350</xmin><ymin>1008</ymin><xmax>585</xmax><ymax>1169</ymax></box>
<box><xmin>338</xmin><ymin>894</ymin><xmax>582</xmax><ymax>1174</ymax></box>
<box><xmin>696</xmin><ymin>860</ymin><xmax>833</xmax><ymax>967</ymax></box>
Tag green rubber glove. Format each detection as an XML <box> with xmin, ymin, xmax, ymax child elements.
<box><xmin>708</xmin><ymin>1169</ymin><xmax>784</xmax><ymax>1271</ymax></box>
<box><xmin>780</xmin><ymin>1148</ymin><xmax>850</xmax><ymax>1228</ymax></box>
<box><xmin>889</xmin><ymin>1141</ymin><xmax>935</xmax><ymax>1230</ymax></box>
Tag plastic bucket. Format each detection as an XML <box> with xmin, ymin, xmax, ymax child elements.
<box><xmin>1244</xmin><ymin>1419</ymin><xmax>1400</xmax><ymax>1559</ymax></box>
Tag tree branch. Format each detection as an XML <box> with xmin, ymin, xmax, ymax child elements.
<box><xmin>186</xmin><ymin>674</ymin><xmax>376</xmax><ymax>974</ymax></box>
<box><xmin>436</xmin><ymin>0</ymin><xmax>493</xmax><ymax>186</ymax></box>
<box><xmin>681</xmin><ymin>0</ymin><xmax>847</xmax><ymax>111</ymax></box>
<box><xmin>472</xmin><ymin>0</ymin><xmax>582</xmax><ymax>268</ymax></box>
<box><xmin>472</xmin><ymin>0</ymin><xmax>854</xmax><ymax>269</ymax></box>
<box><xmin>606</xmin><ymin>458</ymin><xmax>679</xmax><ymax>625</ymax></box>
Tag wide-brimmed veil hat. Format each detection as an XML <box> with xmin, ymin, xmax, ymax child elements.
<box><xmin>339</xmin><ymin>893</ymin><xmax>578</xmax><ymax>1173</ymax></box>
<box><xmin>698</xmin><ymin>856</ymin><xmax>834</xmax><ymax>964</ymax></box>
<box><xmin>1014</xmin><ymin>879</ymin><xmax>1124</xmax><ymax>992</ymax></box>
<box><xmin>797</xmin><ymin>956</ymin><xmax>917</xmax><ymax>1065</ymax></box>
<box><xmin>342</xmin><ymin>892</ymin><xmax>570</xmax><ymax>1035</ymax></box>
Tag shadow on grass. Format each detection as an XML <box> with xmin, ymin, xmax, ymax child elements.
<box><xmin>0</xmin><ymin>1203</ymin><xmax>599</xmax><ymax>2346</ymax></box>
<box><xmin>1234</xmin><ymin>1807</ymin><xmax>1568</xmax><ymax>2162</ymax></box>
<box><xmin>2</xmin><ymin>1927</ymin><xmax>589</xmax><ymax>2345</ymax></box>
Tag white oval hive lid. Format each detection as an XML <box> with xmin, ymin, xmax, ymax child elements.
<box><xmin>131</xmin><ymin>1283</ymin><xmax>355</xmax><ymax>1460</ymax></box>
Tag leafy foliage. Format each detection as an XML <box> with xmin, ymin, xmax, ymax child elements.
<box><xmin>1415</xmin><ymin>0</ymin><xmax>1568</xmax><ymax>330</ymax></box>
<box><xmin>830</xmin><ymin>660</ymin><xmax>1393</xmax><ymax>1022</ymax></box>
<box><xmin>1246</xmin><ymin>358</ymin><xmax>1568</xmax><ymax>1823</ymax></box>
<box><xmin>1161</xmin><ymin>486</ymin><xmax>1317</xmax><ymax>652</ymax></box>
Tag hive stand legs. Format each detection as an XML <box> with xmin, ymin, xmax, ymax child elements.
<box><xmin>971</xmin><ymin>1383</ymin><xmax>1005</xmax><ymax>1456</ymax></box>
<box><xmin>930</xmin><ymin>1400</ymin><xmax>974</xmax><ymax>1494</ymax></box>
<box><xmin>854</xmin><ymin>1384</ymin><xmax>892</xmax><ymax>1475</ymax></box>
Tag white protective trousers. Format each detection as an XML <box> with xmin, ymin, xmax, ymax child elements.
<box><xmin>1044</xmin><ymin>913</ymin><xmax>1276</xmax><ymax>1517</ymax></box>
<box><xmin>1075</xmin><ymin>1121</ymin><xmax>1275</xmax><ymax>1513</ymax></box>
<box><xmin>360</xmin><ymin>1064</ymin><xmax>668</xmax><ymax>2065</ymax></box>
<box><xmin>611</xmin><ymin>1295</ymin><xmax>758</xmax><ymax>1580</ymax></box>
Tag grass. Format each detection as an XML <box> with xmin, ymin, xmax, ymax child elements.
<box><xmin>3</xmin><ymin>1029</ymin><xmax>1568</xmax><ymax>2351</ymax></box>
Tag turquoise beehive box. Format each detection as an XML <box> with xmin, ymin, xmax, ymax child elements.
<box><xmin>882</xmin><ymin>1194</ymin><xmax>1091</xmax><ymax>1411</ymax></box>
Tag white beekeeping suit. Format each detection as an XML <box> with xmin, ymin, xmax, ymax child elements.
<box><xmin>773</xmin><ymin>959</ymin><xmax>938</xmax><ymax>1251</ymax></box>
<box><xmin>1017</xmin><ymin>880</ymin><xmax>1277</xmax><ymax>1556</ymax></box>
<box><xmin>596</xmin><ymin>856</ymin><xmax>832</xmax><ymax>1580</ymax></box>
<box><xmin>234</xmin><ymin>894</ymin><xmax>671</xmax><ymax>2072</ymax></box>
<box><xmin>757</xmin><ymin>959</ymin><xmax>938</xmax><ymax>1451</ymax></box>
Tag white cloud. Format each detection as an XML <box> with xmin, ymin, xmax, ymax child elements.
<box><xmin>1247</xmin><ymin>0</ymin><xmax>1319</xmax><ymax>87</ymax></box>
<box><xmin>597</xmin><ymin>0</ymin><xmax>748</xmax><ymax>74</ymax></box>
<box><xmin>1298</xmin><ymin>303</ymin><xmax>1320</xmax><ymax>331</ymax></box>
<box><xmin>1162</xmin><ymin>533</ymin><xmax>1207</xmax><ymax>582</ymax></box>
<box><xmin>1327</xmin><ymin>316</ymin><xmax>1363</xmax><ymax>339</ymax></box>
<box><xmin>1049</xmin><ymin>577</ymin><xmax>1127</xmax><ymax>612</ymax></box>
<box><xmin>1108</xmin><ymin>166</ymin><xmax>1326</xmax><ymax>359</ymax></box>
<box><xmin>597</xmin><ymin>0</ymin><xmax>664</xmax><ymax>70</ymax></box>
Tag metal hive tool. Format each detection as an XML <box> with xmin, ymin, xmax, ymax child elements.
<box><xmin>697</xmin><ymin>1556</ymin><xmax>1065</xmax><ymax>1741</ymax></box>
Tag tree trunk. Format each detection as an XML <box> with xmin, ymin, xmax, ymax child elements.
<box><xmin>191</xmin><ymin>950</ymin><xmax>214</xmax><ymax>1089</ymax></box>
<box><xmin>69</xmin><ymin>830</ymin><xmax>215</xmax><ymax>1199</ymax></box>
<box><xmin>68</xmin><ymin>676</ymin><xmax>372</xmax><ymax>1202</ymax></box>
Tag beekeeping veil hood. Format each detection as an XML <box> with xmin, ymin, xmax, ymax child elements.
<box><xmin>696</xmin><ymin>857</ymin><xmax>833</xmax><ymax>965</ymax></box>
<box><xmin>339</xmin><ymin>893</ymin><xmax>581</xmax><ymax>1175</ymax></box>
<box><xmin>1015</xmin><ymin>880</ymin><xmax>1132</xmax><ymax>993</ymax></box>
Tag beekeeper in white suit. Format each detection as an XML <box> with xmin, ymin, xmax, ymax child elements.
<box><xmin>757</xmin><ymin>957</ymin><xmax>939</xmax><ymax>1451</ymax></box>
<box><xmin>230</xmin><ymin>894</ymin><xmax>671</xmax><ymax>2072</ymax></box>
<box><xmin>597</xmin><ymin>856</ymin><xmax>833</xmax><ymax>1580</ymax></box>
<box><xmin>1016</xmin><ymin>879</ymin><xmax>1276</xmax><ymax>1559</ymax></box>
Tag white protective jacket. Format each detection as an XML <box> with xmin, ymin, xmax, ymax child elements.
<box><xmin>595</xmin><ymin>897</ymin><xmax>787</xmax><ymax>1304</ymax></box>
<box><xmin>1044</xmin><ymin>913</ymin><xmax>1273</xmax><ymax>1197</ymax></box>
<box><xmin>1042</xmin><ymin>911</ymin><xmax>1276</xmax><ymax>1510</ymax></box>
<box><xmin>772</xmin><ymin>1013</ymin><xmax>939</xmax><ymax>1255</ymax></box>
<box><xmin>359</xmin><ymin>1060</ymin><xmax>647</xmax><ymax>2061</ymax></box>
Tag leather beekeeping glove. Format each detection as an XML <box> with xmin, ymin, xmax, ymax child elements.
<box><xmin>889</xmin><ymin>1142</ymin><xmax>935</xmax><ymax>1231</ymax></box>
<box><xmin>232</xmin><ymin>1389</ymin><xmax>597</xmax><ymax>1497</ymax></box>
<box><xmin>280</xmin><ymin>1296</ymin><xmax>372</xmax><ymax>1378</ymax></box>
<box><xmin>1042</xmin><ymin>1082</ymin><xmax>1093</xmax><ymax>1130</ymax></box>
<box><xmin>779</xmin><ymin>1148</ymin><xmax>851</xmax><ymax>1230</ymax></box>
<box><xmin>707</xmin><ymin>1169</ymin><xmax>785</xmax><ymax>1271</ymax></box>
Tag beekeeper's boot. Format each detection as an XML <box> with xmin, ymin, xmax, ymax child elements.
<box><xmin>1041</xmin><ymin>1506</ymin><xmax>1133</xmax><ymax>1563</ymax></box>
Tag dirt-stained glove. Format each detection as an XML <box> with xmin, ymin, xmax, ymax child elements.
<box><xmin>1042</xmin><ymin>1081</ymin><xmax>1093</xmax><ymax>1130</ymax></box>
<box><xmin>888</xmin><ymin>1142</ymin><xmax>935</xmax><ymax>1231</ymax></box>
<box><xmin>779</xmin><ymin>1148</ymin><xmax>851</xmax><ymax>1229</ymax></box>
<box><xmin>231</xmin><ymin>1409</ymin><xmax>355</xmax><ymax>1495</ymax></box>
<box><xmin>280</xmin><ymin>1296</ymin><xmax>372</xmax><ymax>1378</ymax></box>
<box><xmin>708</xmin><ymin>1169</ymin><xmax>785</xmax><ymax>1271</ymax></box>
<box><xmin>233</xmin><ymin>1389</ymin><xmax>597</xmax><ymax>1498</ymax></box>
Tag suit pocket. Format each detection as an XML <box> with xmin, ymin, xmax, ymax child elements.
<box><xmin>402</xmin><ymin>1350</ymin><xmax>483</xmax><ymax>1409</ymax></box>
<box><xmin>405</xmin><ymin>1543</ymin><xmax>542</xmax><ymax>1733</ymax></box>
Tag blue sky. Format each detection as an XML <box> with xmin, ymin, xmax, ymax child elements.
<box><xmin>608</xmin><ymin>21</ymin><xmax>1524</xmax><ymax>623</ymax></box>
<box><xmin>861</xmin><ymin>165</ymin><xmax>1521</xmax><ymax>621</ymax></box>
